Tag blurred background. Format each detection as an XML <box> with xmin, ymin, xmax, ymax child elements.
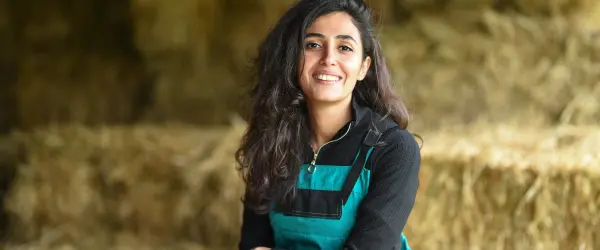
<box><xmin>0</xmin><ymin>0</ymin><xmax>599</xmax><ymax>249</ymax></box>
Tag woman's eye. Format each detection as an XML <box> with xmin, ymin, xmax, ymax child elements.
<box><xmin>340</xmin><ymin>45</ymin><xmax>353</xmax><ymax>52</ymax></box>
<box><xmin>305</xmin><ymin>43</ymin><xmax>321</xmax><ymax>49</ymax></box>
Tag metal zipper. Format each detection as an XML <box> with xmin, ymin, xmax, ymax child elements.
<box><xmin>307</xmin><ymin>122</ymin><xmax>353</xmax><ymax>173</ymax></box>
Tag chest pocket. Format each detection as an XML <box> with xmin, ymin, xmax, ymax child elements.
<box><xmin>269</xmin><ymin>125</ymin><xmax>411</xmax><ymax>250</ymax></box>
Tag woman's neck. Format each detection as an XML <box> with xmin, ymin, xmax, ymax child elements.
<box><xmin>307</xmin><ymin>97</ymin><xmax>352</xmax><ymax>151</ymax></box>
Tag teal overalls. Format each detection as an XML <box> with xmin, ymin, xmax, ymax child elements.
<box><xmin>268</xmin><ymin>122</ymin><xmax>411</xmax><ymax>250</ymax></box>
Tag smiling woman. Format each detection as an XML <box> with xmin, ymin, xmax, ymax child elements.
<box><xmin>236</xmin><ymin>1</ymin><xmax>420</xmax><ymax>250</ymax></box>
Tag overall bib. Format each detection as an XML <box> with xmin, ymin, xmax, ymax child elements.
<box><xmin>269</xmin><ymin>123</ymin><xmax>411</xmax><ymax>250</ymax></box>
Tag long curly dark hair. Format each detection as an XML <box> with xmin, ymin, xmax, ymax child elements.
<box><xmin>236</xmin><ymin>0</ymin><xmax>411</xmax><ymax>214</ymax></box>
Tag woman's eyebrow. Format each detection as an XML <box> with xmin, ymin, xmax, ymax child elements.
<box><xmin>336</xmin><ymin>34</ymin><xmax>357</xmax><ymax>44</ymax></box>
<box><xmin>305</xmin><ymin>33</ymin><xmax>325</xmax><ymax>39</ymax></box>
<box><xmin>305</xmin><ymin>33</ymin><xmax>357</xmax><ymax>44</ymax></box>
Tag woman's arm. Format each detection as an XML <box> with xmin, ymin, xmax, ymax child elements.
<box><xmin>343</xmin><ymin>128</ymin><xmax>421</xmax><ymax>250</ymax></box>
<box><xmin>238</xmin><ymin>204</ymin><xmax>276</xmax><ymax>250</ymax></box>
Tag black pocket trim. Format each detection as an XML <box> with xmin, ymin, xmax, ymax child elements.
<box><xmin>274</xmin><ymin>189</ymin><xmax>342</xmax><ymax>220</ymax></box>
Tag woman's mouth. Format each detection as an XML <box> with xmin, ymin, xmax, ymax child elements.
<box><xmin>313</xmin><ymin>73</ymin><xmax>342</xmax><ymax>83</ymax></box>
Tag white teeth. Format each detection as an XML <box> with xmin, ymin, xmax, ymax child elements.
<box><xmin>315</xmin><ymin>74</ymin><xmax>341</xmax><ymax>81</ymax></box>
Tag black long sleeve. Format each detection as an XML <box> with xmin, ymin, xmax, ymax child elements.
<box><xmin>343</xmin><ymin>128</ymin><xmax>421</xmax><ymax>249</ymax></box>
<box><xmin>238</xmin><ymin>204</ymin><xmax>275</xmax><ymax>250</ymax></box>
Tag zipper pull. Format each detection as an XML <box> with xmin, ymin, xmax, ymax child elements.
<box><xmin>308</xmin><ymin>153</ymin><xmax>318</xmax><ymax>173</ymax></box>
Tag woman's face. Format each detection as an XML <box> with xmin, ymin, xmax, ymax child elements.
<box><xmin>298</xmin><ymin>11</ymin><xmax>371</xmax><ymax>105</ymax></box>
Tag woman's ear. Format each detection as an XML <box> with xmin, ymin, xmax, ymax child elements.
<box><xmin>358</xmin><ymin>56</ymin><xmax>371</xmax><ymax>81</ymax></box>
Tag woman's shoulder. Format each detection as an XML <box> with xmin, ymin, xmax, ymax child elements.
<box><xmin>367</xmin><ymin>113</ymin><xmax>419</xmax><ymax>152</ymax></box>
<box><xmin>360</xmin><ymin>108</ymin><xmax>420</xmax><ymax>166</ymax></box>
<box><xmin>381</xmin><ymin>120</ymin><xmax>416</xmax><ymax>138</ymax></box>
<box><xmin>380</xmin><ymin>127</ymin><xmax>420</xmax><ymax>157</ymax></box>
<box><xmin>368</xmin><ymin>125</ymin><xmax>421</xmax><ymax>173</ymax></box>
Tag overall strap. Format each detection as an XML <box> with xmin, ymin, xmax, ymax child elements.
<box><xmin>340</xmin><ymin>119</ymin><xmax>396</xmax><ymax>205</ymax></box>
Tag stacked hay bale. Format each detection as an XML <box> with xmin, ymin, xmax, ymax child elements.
<box><xmin>2</xmin><ymin>121</ymin><xmax>598</xmax><ymax>249</ymax></box>
<box><xmin>378</xmin><ymin>0</ymin><xmax>600</xmax><ymax>130</ymax></box>
<box><xmin>11</xmin><ymin>0</ymin><xmax>147</xmax><ymax>129</ymax></box>
<box><xmin>7</xmin><ymin>0</ymin><xmax>300</xmax><ymax>128</ymax></box>
<box><xmin>406</xmin><ymin>123</ymin><xmax>600</xmax><ymax>250</ymax></box>
<box><xmin>7</xmin><ymin>0</ymin><xmax>600</xmax><ymax>129</ymax></box>
<box><xmin>130</xmin><ymin>0</ymin><xmax>226</xmax><ymax>124</ymax></box>
<box><xmin>129</xmin><ymin>0</ymin><xmax>297</xmax><ymax>125</ymax></box>
<box><xmin>1</xmin><ymin>120</ymin><xmax>247</xmax><ymax>249</ymax></box>
<box><xmin>378</xmin><ymin>3</ymin><xmax>600</xmax><ymax>248</ymax></box>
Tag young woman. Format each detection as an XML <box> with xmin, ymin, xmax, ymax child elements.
<box><xmin>236</xmin><ymin>0</ymin><xmax>420</xmax><ymax>249</ymax></box>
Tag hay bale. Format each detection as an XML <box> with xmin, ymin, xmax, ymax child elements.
<box><xmin>398</xmin><ymin>0</ymin><xmax>495</xmax><ymax>12</ymax></box>
<box><xmin>11</xmin><ymin>0</ymin><xmax>147</xmax><ymax>129</ymax></box>
<box><xmin>394</xmin><ymin>0</ymin><xmax>599</xmax><ymax>16</ymax></box>
<box><xmin>2</xmin><ymin>120</ymin><xmax>599</xmax><ymax>249</ymax></box>
<box><xmin>130</xmin><ymin>0</ymin><xmax>245</xmax><ymax>125</ymax></box>
<box><xmin>7</xmin><ymin>0</ymin><xmax>600</xmax><ymax>129</ymax></box>
<box><xmin>405</xmin><ymin>123</ymin><xmax>600</xmax><ymax>250</ymax></box>
<box><xmin>16</xmin><ymin>54</ymin><xmax>144</xmax><ymax>129</ymax></box>
<box><xmin>381</xmin><ymin>10</ymin><xmax>600</xmax><ymax>130</ymax></box>
<box><xmin>510</xmin><ymin>0</ymin><xmax>599</xmax><ymax>16</ymax></box>
<box><xmin>130</xmin><ymin>0</ymin><xmax>216</xmax><ymax>54</ymax></box>
<box><xmin>2</xmin><ymin>120</ymin><xmax>247</xmax><ymax>249</ymax></box>
<box><xmin>571</xmin><ymin>1</ymin><xmax>600</xmax><ymax>34</ymax></box>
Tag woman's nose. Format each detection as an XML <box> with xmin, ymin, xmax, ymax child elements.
<box><xmin>320</xmin><ymin>45</ymin><xmax>337</xmax><ymax>66</ymax></box>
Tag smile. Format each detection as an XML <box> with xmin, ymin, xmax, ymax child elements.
<box><xmin>313</xmin><ymin>74</ymin><xmax>342</xmax><ymax>82</ymax></box>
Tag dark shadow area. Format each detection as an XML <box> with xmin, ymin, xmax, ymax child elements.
<box><xmin>6</xmin><ymin>0</ymin><xmax>152</xmax><ymax>130</ymax></box>
<box><xmin>0</xmin><ymin>138</ymin><xmax>23</xmax><ymax>240</ymax></box>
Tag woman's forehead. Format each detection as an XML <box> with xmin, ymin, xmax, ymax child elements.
<box><xmin>305</xmin><ymin>12</ymin><xmax>361</xmax><ymax>40</ymax></box>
